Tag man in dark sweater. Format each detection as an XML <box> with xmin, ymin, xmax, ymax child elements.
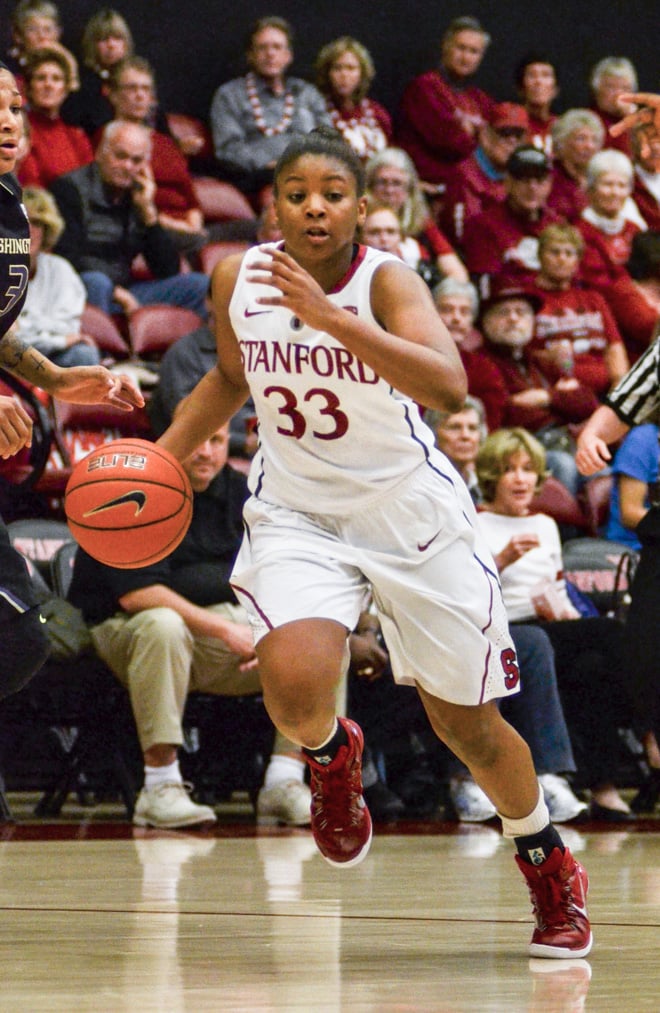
<box><xmin>50</xmin><ymin>120</ymin><xmax>208</xmax><ymax>319</ymax></box>
<box><xmin>69</xmin><ymin>423</ymin><xmax>310</xmax><ymax>829</ymax></box>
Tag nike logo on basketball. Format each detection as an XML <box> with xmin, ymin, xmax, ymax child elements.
<box><xmin>418</xmin><ymin>530</ymin><xmax>442</xmax><ymax>552</ymax></box>
<box><xmin>84</xmin><ymin>490</ymin><xmax>147</xmax><ymax>517</ymax></box>
<box><xmin>244</xmin><ymin>308</ymin><xmax>272</xmax><ymax>317</ymax></box>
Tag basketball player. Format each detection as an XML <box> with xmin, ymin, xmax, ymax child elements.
<box><xmin>158</xmin><ymin>126</ymin><xmax>591</xmax><ymax>958</ymax></box>
<box><xmin>0</xmin><ymin>62</ymin><xmax>143</xmax><ymax>700</ymax></box>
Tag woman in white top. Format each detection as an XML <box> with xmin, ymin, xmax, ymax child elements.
<box><xmin>476</xmin><ymin>427</ymin><xmax>632</xmax><ymax>820</ymax></box>
<box><xmin>17</xmin><ymin>186</ymin><xmax>100</xmax><ymax>366</ymax></box>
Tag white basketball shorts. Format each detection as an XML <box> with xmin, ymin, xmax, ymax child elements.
<box><xmin>231</xmin><ymin>459</ymin><xmax>519</xmax><ymax>706</ymax></box>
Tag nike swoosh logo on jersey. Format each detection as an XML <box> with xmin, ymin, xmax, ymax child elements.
<box><xmin>84</xmin><ymin>490</ymin><xmax>147</xmax><ymax>517</ymax></box>
<box><xmin>244</xmin><ymin>307</ymin><xmax>273</xmax><ymax>317</ymax></box>
<box><xmin>417</xmin><ymin>530</ymin><xmax>442</xmax><ymax>552</ymax></box>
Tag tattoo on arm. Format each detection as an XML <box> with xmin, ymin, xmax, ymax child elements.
<box><xmin>0</xmin><ymin>329</ymin><xmax>48</xmax><ymax>384</ymax></box>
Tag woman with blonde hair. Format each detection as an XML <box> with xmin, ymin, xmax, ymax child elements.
<box><xmin>314</xmin><ymin>36</ymin><xmax>391</xmax><ymax>162</ymax></box>
<box><xmin>366</xmin><ymin>147</ymin><xmax>468</xmax><ymax>281</ymax></box>
<box><xmin>476</xmin><ymin>427</ymin><xmax>634</xmax><ymax>820</ymax></box>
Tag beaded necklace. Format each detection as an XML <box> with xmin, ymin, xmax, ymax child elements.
<box><xmin>246</xmin><ymin>72</ymin><xmax>294</xmax><ymax>136</ymax></box>
<box><xmin>326</xmin><ymin>97</ymin><xmax>386</xmax><ymax>160</ymax></box>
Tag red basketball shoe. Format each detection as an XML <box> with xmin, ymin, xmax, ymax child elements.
<box><xmin>516</xmin><ymin>847</ymin><xmax>593</xmax><ymax>958</ymax></box>
<box><xmin>306</xmin><ymin>718</ymin><xmax>372</xmax><ymax>867</ymax></box>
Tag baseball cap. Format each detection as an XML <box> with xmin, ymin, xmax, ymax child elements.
<box><xmin>506</xmin><ymin>145</ymin><xmax>551</xmax><ymax>178</ymax></box>
<box><xmin>490</xmin><ymin>102</ymin><xmax>529</xmax><ymax>133</ymax></box>
<box><xmin>480</xmin><ymin>272</ymin><xmax>543</xmax><ymax>316</ymax></box>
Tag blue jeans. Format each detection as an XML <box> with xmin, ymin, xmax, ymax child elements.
<box><xmin>82</xmin><ymin>271</ymin><xmax>209</xmax><ymax>320</ymax></box>
<box><xmin>501</xmin><ymin>624</ymin><xmax>576</xmax><ymax>775</ymax></box>
<box><xmin>49</xmin><ymin>343</ymin><xmax>101</xmax><ymax>368</ymax></box>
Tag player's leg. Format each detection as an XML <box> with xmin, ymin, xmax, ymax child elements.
<box><xmin>257</xmin><ymin>617</ymin><xmax>372</xmax><ymax>867</ymax></box>
<box><xmin>417</xmin><ymin>688</ymin><xmax>592</xmax><ymax>959</ymax></box>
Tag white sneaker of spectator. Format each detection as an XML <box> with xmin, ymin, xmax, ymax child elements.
<box><xmin>133</xmin><ymin>782</ymin><xmax>217</xmax><ymax>829</ymax></box>
<box><xmin>257</xmin><ymin>779</ymin><xmax>312</xmax><ymax>826</ymax></box>
<box><xmin>449</xmin><ymin>776</ymin><xmax>497</xmax><ymax>822</ymax></box>
<box><xmin>538</xmin><ymin>773</ymin><xmax>588</xmax><ymax>823</ymax></box>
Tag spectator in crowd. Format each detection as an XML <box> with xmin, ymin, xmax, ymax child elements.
<box><xmin>589</xmin><ymin>56</ymin><xmax>638</xmax><ymax>158</ymax></box>
<box><xmin>61</xmin><ymin>8</ymin><xmax>142</xmax><ymax>139</ymax></box>
<box><xmin>477</xmin><ymin>275</ymin><xmax>598</xmax><ymax>494</ymax></box>
<box><xmin>462</xmin><ymin>145</ymin><xmax>560</xmax><ymax>294</ymax></box>
<box><xmin>630</xmin><ymin>122</ymin><xmax>660</xmax><ymax>230</ymax></box>
<box><xmin>17</xmin><ymin>46</ymin><xmax>93</xmax><ymax>188</ymax></box>
<box><xmin>548</xmin><ymin>109</ymin><xmax>604</xmax><ymax>222</ymax></box>
<box><xmin>6</xmin><ymin>0</ymin><xmax>78</xmax><ymax>94</ymax></box>
<box><xmin>432</xmin><ymin>278</ymin><xmax>506</xmax><ymax>431</ymax></box>
<box><xmin>579</xmin><ymin>149</ymin><xmax>644</xmax><ymax>268</ymax></box>
<box><xmin>420</xmin><ymin>402</ymin><xmax>587</xmax><ymax>823</ymax></box>
<box><xmin>476</xmin><ymin>427</ymin><xmax>633</xmax><ymax>820</ymax></box>
<box><xmin>209</xmin><ymin>16</ymin><xmax>330</xmax><ymax>201</ymax></box>
<box><xmin>16</xmin><ymin>186</ymin><xmax>100</xmax><ymax>367</ymax></box>
<box><xmin>105</xmin><ymin>56</ymin><xmax>207</xmax><ymax>262</ymax></box>
<box><xmin>530</xmin><ymin>223</ymin><xmax>629</xmax><ymax>397</ymax></box>
<box><xmin>68</xmin><ymin>422</ymin><xmax>312</xmax><ymax>830</ymax></box>
<box><xmin>314</xmin><ymin>36</ymin><xmax>392</xmax><ymax>162</ymax></box>
<box><xmin>427</xmin><ymin>396</ymin><xmax>486</xmax><ymax>498</ymax></box>
<box><xmin>606</xmin><ymin>422</ymin><xmax>659</xmax><ymax>550</ymax></box>
<box><xmin>515</xmin><ymin>52</ymin><xmax>559</xmax><ymax>157</ymax></box>
<box><xmin>396</xmin><ymin>16</ymin><xmax>494</xmax><ymax>187</ymax></box>
<box><xmin>365</xmin><ymin>147</ymin><xmax>468</xmax><ymax>282</ymax></box>
<box><xmin>576</xmin><ymin>149</ymin><xmax>658</xmax><ymax>349</ymax></box>
<box><xmin>49</xmin><ymin>121</ymin><xmax>208</xmax><ymax>319</ymax></box>
<box><xmin>440</xmin><ymin>102</ymin><xmax>529</xmax><ymax>247</ymax></box>
<box><xmin>361</xmin><ymin>201</ymin><xmax>452</xmax><ymax>291</ymax></box>
<box><xmin>627</xmin><ymin>231</ymin><xmax>660</xmax><ymax>318</ymax></box>
<box><xmin>148</xmin><ymin>287</ymin><xmax>257</xmax><ymax>460</ymax></box>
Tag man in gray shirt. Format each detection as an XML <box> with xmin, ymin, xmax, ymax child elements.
<box><xmin>209</xmin><ymin>16</ymin><xmax>330</xmax><ymax>198</ymax></box>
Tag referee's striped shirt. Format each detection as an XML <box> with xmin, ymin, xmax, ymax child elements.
<box><xmin>606</xmin><ymin>335</ymin><xmax>660</xmax><ymax>427</ymax></box>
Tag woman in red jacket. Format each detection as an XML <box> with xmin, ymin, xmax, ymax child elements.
<box><xmin>18</xmin><ymin>46</ymin><xmax>93</xmax><ymax>188</ymax></box>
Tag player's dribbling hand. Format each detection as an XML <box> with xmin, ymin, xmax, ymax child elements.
<box><xmin>248</xmin><ymin>248</ymin><xmax>335</xmax><ymax>330</ymax></box>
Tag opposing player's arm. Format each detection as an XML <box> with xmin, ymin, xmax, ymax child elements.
<box><xmin>0</xmin><ymin>321</ymin><xmax>143</xmax><ymax>410</ymax></box>
<box><xmin>157</xmin><ymin>255</ymin><xmax>251</xmax><ymax>462</ymax></box>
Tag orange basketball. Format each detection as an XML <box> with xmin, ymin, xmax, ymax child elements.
<box><xmin>64</xmin><ymin>438</ymin><xmax>193</xmax><ymax>569</ymax></box>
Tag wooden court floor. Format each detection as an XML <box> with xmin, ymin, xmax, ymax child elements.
<box><xmin>1</xmin><ymin>811</ymin><xmax>659</xmax><ymax>1011</ymax></box>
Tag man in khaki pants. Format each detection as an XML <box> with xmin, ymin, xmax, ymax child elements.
<box><xmin>68</xmin><ymin>423</ymin><xmax>311</xmax><ymax>829</ymax></box>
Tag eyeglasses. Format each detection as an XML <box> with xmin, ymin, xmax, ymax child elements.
<box><xmin>117</xmin><ymin>83</ymin><xmax>153</xmax><ymax>93</ymax></box>
<box><xmin>373</xmin><ymin>177</ymin><xmax>408</xmax><ymax>190</ymax></box>
<box><xmin>494</xmin><ymin>128</ymin><xmax>526</xmax><ymax>139</ymax></box>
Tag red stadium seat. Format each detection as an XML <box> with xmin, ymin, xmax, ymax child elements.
<box><xmin>198</xmin><ymin>241</ymin><xmax>251</xmax><ymax>275</ymax></box>
<box><xmin>128</xmin><ymin>304</ymin><xmax>204</xmax><ymax>360</ymax></box>
<box><xmin>192</xmin><ymin>177</ymin><xmax>256</xmax><ymax>223</ymax></box>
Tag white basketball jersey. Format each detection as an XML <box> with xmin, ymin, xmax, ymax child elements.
<box><xmin>229</xmin><ymin>242</ymin><xmax>438</xmax><ymax>513</ymax></box>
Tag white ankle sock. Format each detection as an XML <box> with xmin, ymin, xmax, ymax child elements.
<box><xmin>264</xmin><ymin>754</ymin><xmax>305</xmax><ymax>789</ymax></box>
<box><xmin>145</xmin><ymin>759</ymin><xmax>181</xmax><ymax>791</ymax></box>
<box><xmin>499</xmin><ymin>786</ymin><xmax>550</xmax><ymax>839</ymax></box>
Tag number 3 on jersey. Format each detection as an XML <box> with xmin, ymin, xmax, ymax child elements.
<box><xmin>264</xmin><ymin>385</ymin><xmax>349</xmax><ymax>441</ymax></box>
<box><xmin>0</xmin><ymin>264</ymin><xmax>29</xmax><ymax>319</ymax></box>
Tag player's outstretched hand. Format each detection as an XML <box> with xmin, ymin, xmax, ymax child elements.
<box><xmin>0</xmin><ymin>394</ymin><xmax>33</xmax><ymax>458</ymax></box>
<box><xmin>248</xmin><ymin>247</ymin><xmax>334</xmax><ymax>331</ymax></box>
<box><xmin>610</xmin><ymin>92</ymin><xmax>660</xmax><ymax>166</ymax></box>
<box><xmin>53</xmin><ymin>366</ymin><xmax>145</xmax><ymax>411</ymax></box>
